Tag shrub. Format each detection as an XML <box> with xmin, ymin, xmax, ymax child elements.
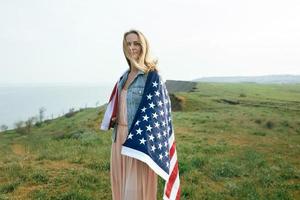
<box><xmin>254</xmin><ymin>119</ymin><xmax>262</xmax><ymax>124</ymax></box>
<box><xmin>0</xmin><ymin>181</ymin><xmax>20</xmax><ymax>193</ymax></box>
<box><xmin>65</xmin><ymin>108</ymin><xmax>78</xmax><ymax>118</ymax></box>
<box><xmin>25</xmin><ymin>117</ymin><xmax>37</xmax><ymax>134</ymax></box>
<box><xmin>35</xmin><ymin>121</ymin><xmax>43</xmax><ymax>127</ymax></box>
<box><xmin>265</xmin><ymin>121</ymin><xmax>275</xmax><ymax>129</ymax></box>
<box><xmin>0</xmin><ymin>124</ymin><xmax>8</xmax><ymax>132</ymax></box>
<box><xmin>14</xmin><ymin>121</ymin><xmax>26</xmax><ymax>134</ymax></box>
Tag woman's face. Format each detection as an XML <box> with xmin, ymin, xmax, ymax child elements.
<box><xmin>125</xmin><ymin>33</ymin><xmax>142</xmax><ymax>61</ymax></box>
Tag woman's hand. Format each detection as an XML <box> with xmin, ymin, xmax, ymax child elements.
<box><xmin>111</xmin><ymin>117</ymin><xmax>117</xmax><ymax>127</ymax></box>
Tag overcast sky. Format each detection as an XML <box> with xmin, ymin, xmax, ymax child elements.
<box><xmin>0</xmin><ymin>0</ymin><xmax>299</xmax><ymax>85</ymax></box>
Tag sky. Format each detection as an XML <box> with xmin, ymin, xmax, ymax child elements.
<box><xmin>0</xmin><ymin>0</ymin><xmax>299</xmax><ymax>85</ymax></box>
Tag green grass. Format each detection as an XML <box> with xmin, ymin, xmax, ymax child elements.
<box><xmin>0</xmin><ymin>83</ymin><xmax>299</xmax><ymax>199</ymax></box>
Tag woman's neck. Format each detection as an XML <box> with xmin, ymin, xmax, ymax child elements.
<box><xmin>130</xmin><ymin>66</ymin><xmax>139</xmax><ymax>74</ymax></box>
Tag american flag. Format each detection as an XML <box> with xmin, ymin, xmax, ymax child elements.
<box><xmin>121</xmin><ymin>71</ymin><xmax>181</xmax><ymax>200</ymax></box>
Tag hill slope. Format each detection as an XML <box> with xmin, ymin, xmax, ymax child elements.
<box><xmin>0</xmin><ymin>82</ymin><xmax>300</xmax><ymax>199</ymax></box>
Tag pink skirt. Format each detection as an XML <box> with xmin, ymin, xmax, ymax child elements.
<box><xmin>110</xmin><ymin>88</ymin><xmax>158</xmax><ymax>200</ymax></box>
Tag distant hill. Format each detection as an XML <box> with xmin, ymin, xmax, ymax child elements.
<box><xmin>165</xmin><ymin>80</ymin><xmax>197</xmax><ymax>93</ymax></box>
<box><xmin>193</xmin><ymin>74</ymin><xmax>300</xmax><ymax>84</ymax></box>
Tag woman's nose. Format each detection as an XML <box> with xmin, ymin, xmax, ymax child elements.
<box><xmin>129</xmin><ymin>44</ymin><xmax>136</xmax><ymax>51</ymax></box>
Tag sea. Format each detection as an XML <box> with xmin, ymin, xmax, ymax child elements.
<box><xmin>0</xmin><ymin>83</ymin><xmax>112</xmax><ymax>130</ymax></box>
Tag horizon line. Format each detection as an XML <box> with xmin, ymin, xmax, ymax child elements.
<box><xmin>1</xmin><ymin>73</ymin><xmax>300</xmax><ymax>86</ymax></box>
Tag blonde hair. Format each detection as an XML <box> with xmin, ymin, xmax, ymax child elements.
<box><xmin>123</xmin><ymin>29</ymin><xmax>159</xmax><ymax>73</ymax></box>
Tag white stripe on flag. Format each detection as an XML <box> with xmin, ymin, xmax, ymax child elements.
<box><xmin>168</xmin><ymin>132</ymin><xmax>175</xmax><ymax>150</ymax></box>
<box><xmin>100</xmin><ymin>91</ymin><xmax>116</xmax><ymax>130</ymax></box>
<box><xmin>169</xmin><ymin>151</ymin><xmax>177</xmax><ymax>173</ymax></box>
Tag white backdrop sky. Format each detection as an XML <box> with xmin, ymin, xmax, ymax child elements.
<box><xmin>1</xmin><ymin>0</ymin><xmax>299</xmax><ymax>85</ymax></box>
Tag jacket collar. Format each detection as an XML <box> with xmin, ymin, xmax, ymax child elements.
<box><xmin>118</xmin><ymin>68</ymin><xmax>145</xmax><ymax>91</ymax></box>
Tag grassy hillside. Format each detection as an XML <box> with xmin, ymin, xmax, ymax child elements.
<box><xmin>0</xmin><ymin>83</ymin><xmax>299</xmax><ymax>200</ymax></box>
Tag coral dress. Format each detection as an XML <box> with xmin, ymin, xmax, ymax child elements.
<box><xmin>110</xmin><ymin>88</ymin><xmax>158</xmax><ymax>200</ymax></box>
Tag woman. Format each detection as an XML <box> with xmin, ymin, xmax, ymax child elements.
<box><xmin>111</xmin><ymin>29</ymin><xmax>158</xmax><ymax>200</ymax></box>
<box><xmin>101</xmin><ymin>29</ymin><xmax>180</xmax><ymax>200</ymax></box>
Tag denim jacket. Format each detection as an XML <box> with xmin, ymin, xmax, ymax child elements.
<box><xmin>111</xmin><ymin>69</ymin><xmax>148</xmax><ymax>142</ymax></box>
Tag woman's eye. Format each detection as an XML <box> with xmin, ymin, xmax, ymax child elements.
<box><xmin>127</xmin><ymin>42</ymin><xmax>140</xmax><ymax>46</ymax></box>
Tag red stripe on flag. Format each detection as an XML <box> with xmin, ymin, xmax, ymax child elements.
<box><xmin>165</xmin><ymin>161</ymin><xmax>179</xmax><ymax>198</ymax></box>
<box><xmin>176</xmin><ymin>186</ymin><xmax>181</xmax><ymax>200</ymax></box>
<box><xmin>169</xmin><ymin>142</ymin><xmax>176</xmax><ymax>159</ymax></box>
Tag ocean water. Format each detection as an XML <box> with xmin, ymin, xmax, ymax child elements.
<box><xmin>0</xmin><ymin>84</ymin><xmax>112</xmax><ymax>130</ymax></box>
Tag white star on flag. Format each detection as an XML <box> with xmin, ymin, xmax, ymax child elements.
<box><xmin>163</xmin><ymin>130</ymin><xmax>167</xmax><ymax>137</ymax></box>
<box><xmin>157</xmin><ymin>132</ymin><xmax>162</xmax><ymax>139</ymax></box>
<box><xmin>151</xmin><ymin>145</ymin><xmax>156</xmax><ymax>152</ymax></box>
<box><xmin>152</xmin><ymin>81</ymin><xmax>158</xmax><ymax>87</ymax></box>
<box><xmin>135</xmin><ymin>120</ymin><xmax>140</xmax><ymax>126</ymax></box>
<box><xmin>128</xmin><ymin>133</ymin><xmax>134</xmax><ymax>139</ymax></box>
<box><xmin>147</xmin><ymin>94</ymin><xmax>153</xmax><ymax>100</ymax></box>
<box><xmin>159</xmin><ymin>154</ymin><xmax>163</xmax><ymax>160</ymax></box>
<box><xmin>141</xmin><ymin>107</ymin><xmax>147</xmax><ymax>112</ymax></box>
<box><xmin>152</xmin><ymin>112</ymin><xmax>158</xmax><ymax>119</ymax></box>
<box><xmin>140</xmin><ymin>138</ymin><xmax>146</xmax><ymax>145</ymax></box>
<box><xmin>149</xmin><ymin>134</ymin><xmax>155</xmax><ymax>141</ymax></box>
<box><xmin>164</xmin><ymin>141</ymin><xmax>168</xmax><ymax>147</ymax></box>
<box><xmin>165</xmin><ymin>151</ymin><xmax>169</xmax><ymax>157</ymax></box>
<box><xmin>136</xmin><ymin>128</ymin><xmax>143</xmax><ymax>135</ymax></box>
<box><xmin>155</xmin><ymin>90</ymin><xmax>160</xmax><ymax>97</ymax></box>
<box><xmin>158</xmin><ymin>143</ymin><xmax>162</xmax><ymax>150</ymax></box>
<box><xmin>154</xmin><ymin>122</ymin><xmax>160</xmax><ymax>128</ymax></box>
<box><xmin>149</xmin><ymin>102</ymin><xmax>155</xmax><ymax>109</ymax></box>
<box><xmin>142</xmin><ymin>114</ymin><xmax>149</xmax><ymax>121</ymax></box>
<box><xmin>146</xmin><ymin>124</ymin><xmax>153</xmax><ymax>132</ymax></box>
<box><xmin>158</xmin><ymin>100</ymin><xmax>163</xmax><ymax>107</ymax></box>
